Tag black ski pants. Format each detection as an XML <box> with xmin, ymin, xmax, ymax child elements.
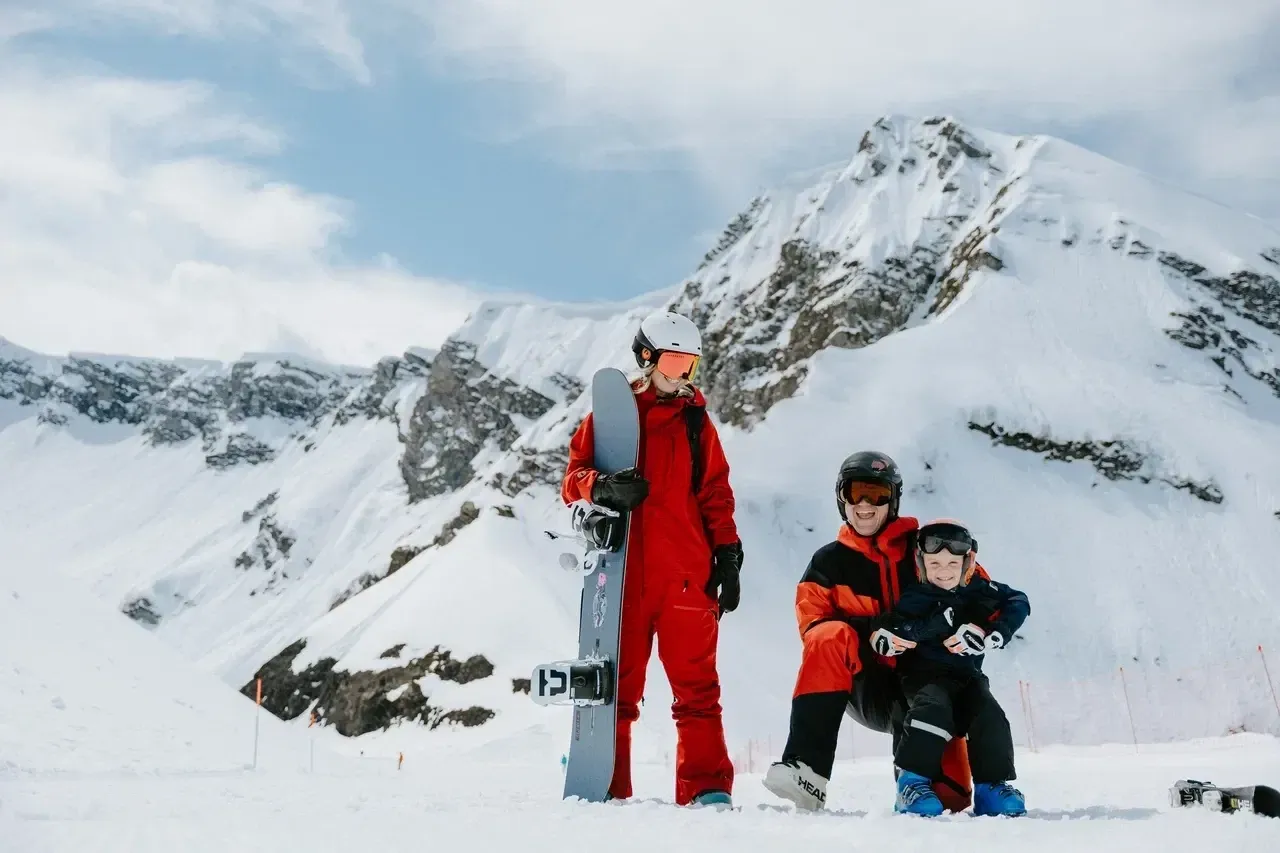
<box><xmin>781</xmin><ymin>660</ymin><xmax>908</xmax><ymax>780</ymax></box>
<box><xmin>894</xmin><ymin>669</ymin><xmax>1015</xmax><ymax>783</ymax></box>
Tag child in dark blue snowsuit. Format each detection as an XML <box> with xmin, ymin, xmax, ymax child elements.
<box><xmin>868</xmin><ymin>518</ymin><xmax>1030</xmax><ymax>817</ymax></box>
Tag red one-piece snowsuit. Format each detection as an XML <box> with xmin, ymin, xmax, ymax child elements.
<box><xmin>561</xmin><ymin>382</ymin><xmax>739</xmax><ymax>804</ymax></box>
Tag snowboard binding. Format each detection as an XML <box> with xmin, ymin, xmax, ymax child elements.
<box><xmin>1170</xmin><ymin>779</ymin><xmax>1280</xmax><ymax>818</ymax></box>
<box><xmin>544</xmin><ymin>501</ymin><xmax>625</xmax><ymax>574</ymax></box>
<box><xmin>530</xmin><ymin>656</ymin><xmax>615</xmax><ymax>707</ymax></box>
<box><xmin>570</xmin><ymin>501</ymin><xmax>625</xmax><ymax>553</ymax></box>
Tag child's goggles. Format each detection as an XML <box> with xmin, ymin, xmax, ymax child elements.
<box><xmin>918</xmin><ymin>522</ymin><xmax>977</xmax><ymax>555</ymax></box>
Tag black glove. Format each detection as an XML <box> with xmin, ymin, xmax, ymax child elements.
<box><xmin>705</xmin><ymin>541</ymin><xmax>743</xmax><ymax>614</ymax></box>
<box><xmin>591</xmin><ymin>467</ymin><xmax>649</xmax><ymax>511</ymax></box>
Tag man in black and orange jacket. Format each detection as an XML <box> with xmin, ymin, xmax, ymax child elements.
<box><xmin>761</xmin><ymin>451</ymin><xmax>987</xmax><ymax>813</ymax></box>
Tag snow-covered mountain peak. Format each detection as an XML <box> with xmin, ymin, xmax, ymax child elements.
<box><xmin>665</xmin><ymin>113</ymin><xmax>1280</xmax><ymax>429</ymax></box>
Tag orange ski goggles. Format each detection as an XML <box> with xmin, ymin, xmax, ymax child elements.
<box><xmin>655</xmin><ymin>350</ymin><xmax>700</xmax><ymax>380</ymax></box>
<box><xmin>843</xmin><ymin>480</ymin><xmax>894</xmax><ymax>506</ymax></box>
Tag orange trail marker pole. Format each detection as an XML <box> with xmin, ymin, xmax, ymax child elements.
<box><xmin>252</xmin><ymin>677</ymin><xmax>263</xmax><ymax>770</ymax></box>
<box><xmin>398</xmin><ymin>752</ymin><xmax>404</xmax><ymax>770</ymax></box>
<box><xmin>308</xmin><ymin>711</ymin><xmax>317</xmax><ymax>773</ymax></box>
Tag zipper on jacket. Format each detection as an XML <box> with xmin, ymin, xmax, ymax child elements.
<box><xmin>871</xmin><ymin>537</ymin><xmax>891</xmax><ymax>613</ymax></box>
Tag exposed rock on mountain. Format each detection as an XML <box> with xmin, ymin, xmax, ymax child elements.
<box><xmin>0</xmin><ymin>348</ymin><xmax>372</xmax><ymax>466</ymax></box>
<box><xmin>398</xmin><ymin>341</ymin><xmax>557</xmax><ymax>503</ymax></box>
<box><xmin>968</xmin><ymin>420</ymin><xmax>1224</xmax><ymax>504</ymax></box>
<box><xmin>672</xmin><ymin>117</ymin><xmax>1009</xmax><ymax>428</ymax></box>
<box><xmin>243</xmin><ymin>639</ymin><xmax>496</xmax><ymax>736</ymax></box>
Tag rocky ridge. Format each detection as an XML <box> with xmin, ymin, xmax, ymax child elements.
<box><xmin>667</xmin><ymin>116</ymin><xmax>1280</xmax><ymax>431</ymax></box>
<box><xmin>671</xmin><ymin>116</ymin><xmax>1012</xmax><ymax>429</ymax></box>
<box><xmin>0</xmin><ymin>346</ymin><xmax>373</xmax><ymax>467</ymax></box>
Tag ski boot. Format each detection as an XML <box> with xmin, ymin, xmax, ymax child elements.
<box><xmin>895</xmin><ymin>770</ymin><xmax>944</xmax><ymax>816</ymax></box>
<box><xmin>973</xmin><ymin>781</ymin><xmax>1026</xmax><ymax>816</ymax></box>
<box><xmin>691</xmin><ymin>790</ymin><xmax>733</xmax><ymax>810</ymax></box>
<box><xmin>762</xmin><ymin>759</ymin><xmax>828</xmax><ymax>810</ymax></box>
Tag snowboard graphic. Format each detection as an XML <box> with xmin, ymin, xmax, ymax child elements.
<box><xmin>530</xmin><ymin>367</ymin><xmax>639</xmax><ymax>802</ymax></box>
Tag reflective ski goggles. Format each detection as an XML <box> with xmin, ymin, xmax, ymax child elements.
<box><xmin>655</xmin><ymin>350</ymin><xmax>700</xmax><ymax>381</ymax></box>
<box><xmin>842</xmin><ymin>480</ymin><xmax>894</xmax><ymax>506</ymax></box>
<box><xmin>917</xmin><ymin>522</ymin><xmax>977</xmax><ymax>556</ymax></box>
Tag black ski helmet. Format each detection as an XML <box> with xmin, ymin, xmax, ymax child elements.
<box><xmin>835</xmin><ymin>450</ymin><xmax>903</xmax><ymax>524</ymax></box>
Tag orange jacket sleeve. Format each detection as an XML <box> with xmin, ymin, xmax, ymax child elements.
<box><xmin>560</xmin><ymin>413</ymin><xmax>598</xmax><ymax>505</ymax></box>
<box><xmin>795</xmin><ymin>581</ymin><xmax>837</xmax><ymax>636</ymax></box>
<box><xmin>694</xmin><ymin>413</ymin><xmax>739</xmax><ymax>548</ymax></box>
<box><xmin>793</xmin><ymin>545</ymin><xmax>882</xmax><ymax>636</ymax></box>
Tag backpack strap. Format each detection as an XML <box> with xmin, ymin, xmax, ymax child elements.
<box><xmin>684</xmin><ymin>403</ymin><xmax>706</xmax><ymax>494</ymax></box>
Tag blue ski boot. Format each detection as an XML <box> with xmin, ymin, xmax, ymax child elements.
<box><xmin>691</xmin><ymin>790</ymin><xmax>733</xmax><ymax>809</ymax></box>
<box><xmin>895</xmin><ymin>770</ymin><xmax>944</xmax><ymax>816</ymax></box>
<box><xmin>973</xmin><ymin>782</ymin><xmax>1026</xmax><ymax>816</ymax></box>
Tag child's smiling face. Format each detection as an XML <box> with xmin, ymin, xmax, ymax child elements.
<box><xmin>923</xmin><ymin>552</ymin><xmax>964</xmax><ymax>590</ymax></box>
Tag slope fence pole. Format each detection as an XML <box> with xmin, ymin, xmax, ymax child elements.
<box><xmin>1118</xmin><ymin>667</ymin><xmax>1139</xmax><ymax>752</ymax></box>
<box><xmin>1259</xmin><ymin>645</ymin><xmax>1280</xmax><ymax>722</ymax></box>
<box><xmin>1018</xmin><ymin>680</ymin><xmax>1037</xmax><ymax>752</ymax></box>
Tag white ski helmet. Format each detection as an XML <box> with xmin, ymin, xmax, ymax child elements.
<box><xmin>632</xmin><ymin>311</ymin><xmax>702</xmax><ymax>375</ymax></box>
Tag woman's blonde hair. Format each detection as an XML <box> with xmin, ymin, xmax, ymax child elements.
<box><xmin>631</xmin><ymin>364</ymin><xmax>655</xmax><ymax>394</ymax></box>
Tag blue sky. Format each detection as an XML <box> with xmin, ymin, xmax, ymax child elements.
<box><xmin>16</xmin><ymin>20</ymin><xmax>724</xmax><ymax>301</ymax></box>
<box><xmin>2</xmin><ymin>1</ymin><xmax>1277</xmax><ymax>365</ymax></box>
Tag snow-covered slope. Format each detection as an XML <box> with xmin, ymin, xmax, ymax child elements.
<box><xmin>0</xmin><ymin>293</ymin><xmax>674</xmax><ymax>753</ymax></box>
<box><xmin>3</xmin><ymin>115</ymin><xmax>1280</xmax><ymax>763</ymax></box>
<box><xmin>10</xmin><ymin>735</ymin><xmax>1280</xmax><ymax>852</ymax></box>
<box><xmin>0</xmin><ymin>540</ymin><xmax>332</xmax><ymax>775</ymax></box>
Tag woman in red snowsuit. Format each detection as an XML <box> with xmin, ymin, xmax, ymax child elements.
<box><xmin>561</xmin><ymin>311</ymin><xmax>744</xmax><ymax>808</ymax></box>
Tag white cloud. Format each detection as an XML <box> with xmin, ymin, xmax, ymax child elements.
<box><xmin>19</xmin><ymin>0</ymin><xmax>1275</xmax><ymax>221</ymax></box>
<box><xmin>410</xmin><ymin>0</ymin><xmax>1280</xmax><ymax>218</ymax></box>
<box><xmin>5</xmin><ymin>0</ymin><xmax>373</xmax><ymax>83</ymax></box>
<box><xmin>0</xmin><ymin>9</ymin><xmax>55</xmax><ymax>42</ymax></box>
<box><xmin>5</xmin><ymin>0</ymin><xmax>1276</xmax><ymax>373</ymax></box>
<box><xmin>137</xmin><ymin>158</ymin><xmax>348</xmax><ymax>256</ymax></box>
<box><xmin>0</xmin><ymin>53</ymin><xmax>484</xmax><ymax>367</ymax></box>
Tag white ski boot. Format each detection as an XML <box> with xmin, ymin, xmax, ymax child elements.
<box><xmin>762</xmin><ymin>759</ymin><xmax>828</xmax><ymax>811</ymax></box>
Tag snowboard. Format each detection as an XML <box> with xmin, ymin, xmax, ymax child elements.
<box><xmin>1170</xmin><ymin>780</ymin><xmax>1280</xmax><ymax>818</ymax></box>
<box><xmin>530</xmin><ymin>367</ymin><xmax>640</xmax><ymax>802</ymax></box>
